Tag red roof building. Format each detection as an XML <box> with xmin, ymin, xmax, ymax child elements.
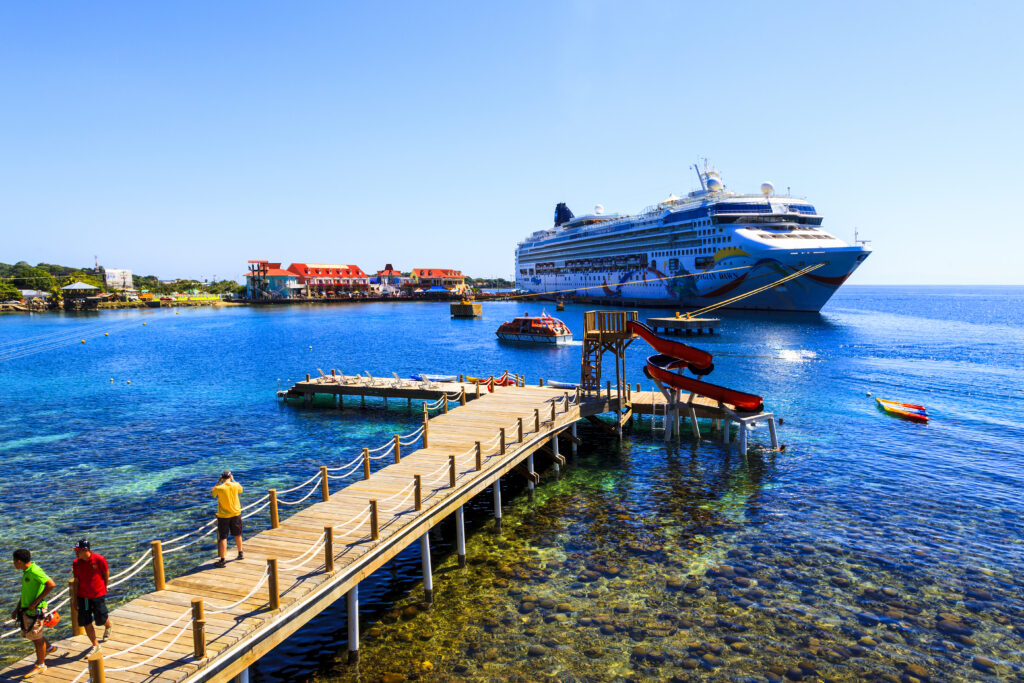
<box><xmin>287</xmin><ymin>263</ymin><xmax>369</xmax><ymax>293</ymax></box>
<box><xmin>410</xmin><ymin>268</ymin><xmax>465</xmax><ymax>289</ymax></box>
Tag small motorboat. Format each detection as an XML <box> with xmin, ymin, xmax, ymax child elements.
<box><xmin>411</xmin><ymin>373</ymin><xmax>459</xmax><ymax>383</ymax></box>
<box><xmin>876</xmin><ymin>398</ymin><xmax>929</xmax><ymax>423</ymax></box>
<box><xmin>496</xmin><ymin>313</ymin><xmax>572</xmax><ymax>344</ymax></box>
<box><xmin>555</xmin><ymin>299</ymin><xmax>565</xmax><ymax>311</ymax></box>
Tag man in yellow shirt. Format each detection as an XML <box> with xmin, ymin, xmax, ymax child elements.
<box><xmin>212</xmin><ymin>470</ymin><xmax>244</xmax><ymax>568</ymax></box>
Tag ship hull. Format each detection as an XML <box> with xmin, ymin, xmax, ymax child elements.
<box><xmin>518</xmin><ymin>247</ymin><xmax>868</xmax><ymax>313</ymax></box>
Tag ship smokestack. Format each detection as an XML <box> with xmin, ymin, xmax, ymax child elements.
<box><xmin>554</xmin><ymin>203</ymin><xmax>574</xmax><ymax>227</ymax></box>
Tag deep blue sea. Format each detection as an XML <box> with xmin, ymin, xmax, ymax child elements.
<box><xmin>1</xmin><ymin>286</ymin><xmax>1022</xmax><ymax>681</ymax></box>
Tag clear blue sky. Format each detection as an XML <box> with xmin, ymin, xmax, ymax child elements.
<box><xmin>2</xmin><ymin>2</ymin><xmax>1021</xmax><ymax>283</ymax></box>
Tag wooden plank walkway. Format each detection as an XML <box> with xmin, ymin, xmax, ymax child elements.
<box><xmin>1</xmin><ymin>385</ymin><xmax>603</xmax><ymax>683</ymax></box>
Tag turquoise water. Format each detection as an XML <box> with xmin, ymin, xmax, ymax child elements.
<box><xmin>1</xmin><ymin>287</ymin><xmax>1022</xmax><ymax>680</ymax></box>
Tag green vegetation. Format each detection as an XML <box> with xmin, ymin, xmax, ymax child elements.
<box><xmin>466</xmin><ymin>277</ymin><xmax>514</xmax><ymax>289</ymax></box>
<box><xmin>0</xmin><ymin>282</ymin><xmax>22</xmax><ymax>300</ymax></box>
<box><xmin>0</xmin><ymin>262</ymin><xmax>245</xmax><ymax>299</ymax></box>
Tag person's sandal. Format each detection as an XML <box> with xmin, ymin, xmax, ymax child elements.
<box><xmin>24</xmin><ymin>663</ymin><xmax>47</xmax><ymax>679</ymax></box>
<box><xmin>102</xmin><ymin>625</ymin><xmax>111</xmax><ymax>641</ymax></box>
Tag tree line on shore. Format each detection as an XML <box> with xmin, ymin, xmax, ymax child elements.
<box><xmin>0</xmin><ymin>262</ymin><xmax>246</xmax><ymax>302</ymax></box>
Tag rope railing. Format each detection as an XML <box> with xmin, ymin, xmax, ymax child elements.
<box><xmin>276</xmin><ymin>471</ymin><xmax>324</xmax><ymax>496</ymax></box>
<box><xmin>399</xmin><ymin>425</ymin><xmax>425</xmax><ymax>444</ymax></box>
<box><xmin>324</xmin><ymin>451</ymin><xmax>364</xmax><ymax>473</ymax></box>
<box><xmin>367</xmin><ymin>441</ymin><xmax>395</xmax><ymax>461</ymax></box>
<box><xmin>241</xmin><ymin>500</ymin><xmax>271</xmax><ymax>520</ymax></box>
<box><xmin>326</xmin><ymin>457</ymin><xmax>364</xmax><ymax>480</ymax></box>
<box><xmin>278</xmin><ymin>533</ymin><xmax>326</xmax><ymax>571</ymax></box>
<box><xmin>333</xmin><ymin>506</ymin><xmax>372</xmax><ymax>538</ymax></box>
<box><xmin>206</xmin><ymin>568</ymin><xmax>271</xmax><ymax>614</ymax></box>
<box><xmin>380</xmin><ymin>481</ymin><xmax>417</xmax><ymax>514</ymax></box>
<box><xmin>67</xmin><ymin>607</ymin><xmax>194</xmax><ymax>681</ymax></box>
<box><xmin>163</xmin><ymin>524</ymin><xmax>219</xmax><ymax>554</ymax></box>
<box><xmin>107</xmin><ymin>549</ymin><xmax>155</xmax><ymax>589</ymax></box>
<box><xmin>276</xmin><ymin>475</ymin><xmax>323</xmax><ymax>506</ymax></box>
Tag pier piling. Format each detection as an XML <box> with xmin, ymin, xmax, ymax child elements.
<box><xmin>456</xmin><ymin>506</ymin><xmax>466</xmax><ymax>567</ymax></box>
<box><xmin>191</xmin><ymin>598</ymin><xmax>206</xmax><ymax>659</ymax></box>
<box><xmin>393</xmin><ymin>435</ymin><xmax>401</xmax><ymax>463</ymax></box>
<box><xmin>347</xmin><ymin>586</ymin><xmax>359</xmax><ymax>664</ymax></box>
<box><xmin>420</xmin><ymin>533</ymin><xmax>434</xmax><ymax>602</ymax></box>
<box><xmin>270</xmin><ymin>489</ymin><xmax>279</xmax><ymax>528</ymax></box>
<box><xmin>362</xmin><ymin>449</ymin><xmax>370</xmax><ymax>479</ymax></box>
<box><xmin>268</xmin><ymin>558</ymin><xmax>280</xmax><ymax>610</ymax></box>
<box><xmin>320</xmin><ymin>466</ymin><xmax>330</xmax><ymax>501</ymax></box>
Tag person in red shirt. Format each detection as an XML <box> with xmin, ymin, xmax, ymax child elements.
<box><xmin>71</xmin><ymin>540</ymin><xmax>110</xmax><ymax>654</ymax></box>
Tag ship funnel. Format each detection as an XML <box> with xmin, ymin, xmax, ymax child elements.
<box><xmin>554</xmin><ymin>202</ymin><xmax>575</xmax><ymax>227</ymax></box>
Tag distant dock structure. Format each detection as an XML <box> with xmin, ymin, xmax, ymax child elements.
<box><xmin>645</xmin><ymin>314</ymin><xmax>719</xmax><ymax>336</ymax></box>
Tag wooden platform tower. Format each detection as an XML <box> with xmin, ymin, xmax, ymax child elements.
<box><xmin>581</xmin><ymin>310</ymin><xmax>638</xmax><ymax>437</ymax></box>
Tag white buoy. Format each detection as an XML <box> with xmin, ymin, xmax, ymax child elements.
<box><xmin>308</xmin><ymin>345</ymin><xmax>312</xmax><ymax>350</ymax></box>
<box><xmin>109</xmin><ymin>378</ymin><xmax>113</xmax><ymax>382</ymax></box>
<box><xmin>866</xmin><ymin>391</ymin><xmax>872</xmax><ymax>396</ymax></box>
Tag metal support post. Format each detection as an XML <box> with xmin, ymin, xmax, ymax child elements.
<box><xmin>455</xmin><ymin>506</ymin><xmax>466</xmax><ymax>568</ymax></box>
<box><xmin>420</xmin><ymin>532</ymin><xmax>433</xmax><ymax>602</ymax></box>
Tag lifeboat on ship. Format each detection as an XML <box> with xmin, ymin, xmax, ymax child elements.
<box><xmin>496</xmin><ymin>313</ymin><xmax>572</xmax><ymax>345</ymax></box>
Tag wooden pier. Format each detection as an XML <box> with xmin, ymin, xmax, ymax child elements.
<box><xmin>0</xmin><ymin>384</ymin><xmax>617</xmax><ymax>683</ymax></box>
<box><xmin>645</xmin><ymin>315</ymin><xmax>720</xmax><ymax>335</ymax></box>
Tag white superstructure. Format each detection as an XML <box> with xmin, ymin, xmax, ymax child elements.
<box><xmin>514</xmin><ymin>164</ymin><xmax>870</xmax><ymax>312</ymax></box>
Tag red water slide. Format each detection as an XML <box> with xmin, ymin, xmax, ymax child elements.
<box><xmin>627</xmin><ymin>321</ymin><xmax>764</xmax><ymax>413</ymax></box>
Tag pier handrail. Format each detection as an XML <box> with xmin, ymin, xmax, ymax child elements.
<box><xmin>366</xmin><ymin>440</ymin><xmax>396</xmax><ymax>461</ymax></box>
<box><xmin>325</xmin><ymin>457</ymin><xmax>365</xmax><ymax>480</ymax></box>
<box><xmin>276</xmin><ymin>471</ymin><xmax>324</xmax><ymax>495</ymax></box>
<box><xmin>278</xmin><ymin>533</ymin><xmax>327</xmax><ymax>571</ymax></box>
<box><xmin>207</xmin><ymin>567</ymin><xmax>271</xmax><ymax>614</ymax></box>
<box><xmin>399</xmin><ymin>425</ymin><xmax>425</xmax><ymax>445</ymax></box>
<box><xmin>276</xmin><ymin>475</ymin><xmax>324</xmax><ymax>506</ymax></box>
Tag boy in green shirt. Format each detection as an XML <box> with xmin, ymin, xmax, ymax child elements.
<box><xmin>12</xmin><ymin>548</ymin><xmax>57</xmax><ymax>678</ymax></box>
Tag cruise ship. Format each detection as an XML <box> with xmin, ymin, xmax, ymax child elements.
<box><xmin>514</xmin><ymin>165</ymin><xmax>870</xmax><ymax>312</ymax></box>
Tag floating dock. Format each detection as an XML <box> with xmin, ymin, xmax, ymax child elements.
<box><xmin>645</xmin><ymin>315</ymin><xmax>720</xmax><ymax>335</ymax></box>
<box><xmin>450</xmin><ymin>300</ymin><xmax>482</xmax><ymax>317</ymax></box>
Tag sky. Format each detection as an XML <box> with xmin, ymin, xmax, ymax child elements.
<box><xmin>1</xmin><ymin>1</ymin><xmax>1022</xmax><ymax>284</ymax></box>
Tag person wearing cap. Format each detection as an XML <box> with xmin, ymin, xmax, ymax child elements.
<box><xmin>212</xmin><ymin>470</ymin><xmax>244</xmax><ymax>568</ymax></box>
<box><xmin>71</xmin><ymin>540</ymin><xmax>110</xmax><ymax>654</ymax></box>
<box><xmin>11</xmin><ymin>549</ymin><xmax>57</xmax><ymax>679</ymax></box>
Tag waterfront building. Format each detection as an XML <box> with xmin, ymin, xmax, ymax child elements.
<box><xmin>410</xmin><ymin>268</ymin><xmax>465</xmax><ymax>292</ymax></box>
<box><xmin>287</xmin><ymin>263</ymin><xmax>369</xmax><ymax>295</ymax></box>
<box><xmin>245</xmin><ymin>261</ymin><xmax>301</xmax><ymax>299</ymax></box>
<box><xmin>61</xmin><ymin>281</ymin><xmax>99</xmax><ymax>310</ymax></box>
<box><xmin>104</xmin><ymin>268</ymin><xmax>134</xmax><ymax>290</ymax></box>
<box><xmin>372</xmin><ymin>264</ymin><xmax>405</xmax><ymax>295</ymax></box>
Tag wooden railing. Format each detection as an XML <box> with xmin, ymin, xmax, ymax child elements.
<box><xmin>583</xmin><ymin>310</ymin><xmax>638</xmax><ymax>341</ymax></box>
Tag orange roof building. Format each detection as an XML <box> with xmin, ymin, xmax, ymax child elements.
<box><xmin>287</xmin><ymin>263</ymin><xmax>369</xmax><ymax>291</ymax></box>
<box><xmin>410</xmin><ymin>268</ymin><xmax>465</xmax><ymax>289</ymax></box>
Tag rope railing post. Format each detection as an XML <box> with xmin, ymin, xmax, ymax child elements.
<box><xmin>268</xmin><ymin>559</ymin><xmax>280</xmax><ymax>611</ymax></box>
<box><xmin>414</xmin><ymin>475</ymin><xmax>422</xmax><ymax>510</ymax></box>
<box><xmin>500</xmin><ymin>428</ymin><xmax>506</xmax><ymax>455</ymax></box>
<box><xmin>460</xmin><ymin>386</ymin><xmax>466</xmax><ymax>406</ymax></box>
<box><xmin>534</xmin><ymin>408</ymin><xmax>540</xmax><ymax>432</ymax></box>
<box><xmin>563</xmin><ymin>392</ymin><xmax>569</xmax><ymax>412</ymax></box>
<box><xmin>443</xmin><ymin>394</ymin><xmax>448</xmax><ymax>413</ymax></box>
<box><xmin>324</xmin><ymin>526</ymin><xmax>334</xmax><ymax>572</ymax></box>
<box><xmin>151</xmin><ymin>540</ymin><xmax>165</xmax><ymax>591</ymax></box>
<box><xmin>576</xmin><ymin>387</ymin><xmax>581</xmax><ymax>404</ymax></box>
<box><xmin>551</xmin><ymin>400</ymin><xmax>556</xmax><ymax>422</ymax></box>
<box><xmin>539</xmin><ymin>377</ymin><xmax>545</xmax><ymax>386</ymax></box>
<box><xmin>475</xmin><ymin>380</ymin><xmax>480</xmax><ymax>398</ymax></box>
<box><xmin>69</xmin><ymin>578</ymin><xmax>82</xmax><ymax>636</ymax></box>
<box><xmin>320</xmin><ymin>466</ymin><xmax>330</xmax><ymax>501</ymax></box>
<box><xmin>518</xmin><ymin>417</ymin><xmax>524</xmax><ymax>442</ymax></box>
<box><xmin>362</xmin><ymin>448</ymin><xmax>371</xmax><ymax>479</ymax></box>
<box><xmin>475</xmin><ymin>441</ymin><xmax>482</xmax><ymax>470</ymax></box>
<box><xmin>393</xmin><ymin>435</ymin><xmax>401</xmax><ymax>463</ymax></box>
<box><xmin>448</xmin><ymin>456</ymin><xmax>456</xmax><ymax>487</ymax></box>
<box><xmin>423</xmin><ymin>406</ymin><xmax>430</xmax><ymax>447</ymax></box>
<box><xmin>269</xmin><ymin>489</ymin><xmax>279</xmax><ymax>529</ymax></box>
<box><xmin>191</xmin><ymin>598</ymin><xmax>205</xmax><ymax>659</ymax></box>
<box><xmin>370</xmin><ymin>500</ymin><xmax>379</xmax><ymax>540</ymax></box>
<box><xmin>88</xmin><ymin>652</ymin><xmax>105</xmax><ymax>683</ymax></box>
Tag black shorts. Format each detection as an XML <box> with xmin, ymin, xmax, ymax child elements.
<box><xmin>76</xmin><ymin>596</ymin><xmax>108</xmax><ymax>627</ymax></box>
<box><xmin>217</xmin><ymin>515</ymin><xmax>243</xmax><ymax>540</ymax></box>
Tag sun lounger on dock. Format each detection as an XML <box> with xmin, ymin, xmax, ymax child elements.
<box><xmin>363</xmin><ymin>371</ymin><xmax>388</xmax><ymax>387</ymax></box>
<box><xmin>392</xmin><ymin>373</ymin><xmax>413</xmax><ymax>388</ymax></box>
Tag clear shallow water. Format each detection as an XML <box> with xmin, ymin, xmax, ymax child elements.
<box><xmin>0</xmin><ymin>287</ymin><xmax>1022</xmax><ymax>681</ymax></box>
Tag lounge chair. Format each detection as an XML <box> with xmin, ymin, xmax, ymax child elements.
<box><xmin>392</xmin><ymin>373</ymin><xmax>413</xmax><ymax>388</ymax></box>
